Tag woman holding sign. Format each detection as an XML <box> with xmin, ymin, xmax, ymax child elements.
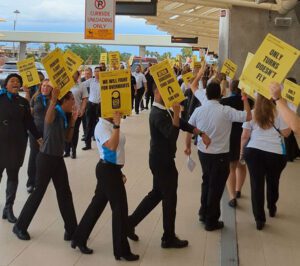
<box><xmin>13</xmin><ymin>87</ymin><xmax>78</xmax><ymax>241</ymax></box>
<box><xmin>26</xmin><ymin>79</ymin><xmax>52</xmax><ymax>193</ymax></box>
<box><xmin>241</xmin><ymin>94</ymin><xmax>291</xmax><ymax>230</ymax></box>
<box><xmin>71</xmin><ymin>111</ymin><xmax>139</xmax><ymax>261</ymax></box>
<box><xmin>0</xmin><ymin>74</ymin><xmax>42</xmax><ymax>223</ymax></box>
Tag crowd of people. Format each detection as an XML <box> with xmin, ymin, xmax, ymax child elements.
<box><xmin>0</xmin><ymin>58</ymin><xmax>299</xmax><ymax>261</ymax></box>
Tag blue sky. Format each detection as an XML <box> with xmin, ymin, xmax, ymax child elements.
<box><xmin>0</xmin><ymin>0</ymin><xmax>183</xmax><ymax>56</ymax></box>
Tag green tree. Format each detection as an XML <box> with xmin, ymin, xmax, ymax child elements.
<box><xmin>120</xmin><ymin>52</ymin><xmax>131</xmax><ymax>62</ymax></box>
<box><xmin>181</xmin><ymin>47</ymin><xmax>192</xmax><ymax>60</ymax></box>
<box><xmin>161</xmin><ymin>52</ymin><xmax>172</xmax><ymax>60</ymax></box>
<box><xmin>64</xmin><ymin>44</ymin><xmax>107</xmax><ymax>64</ymax></box>
<box><xmin>44</xmin><ymin>43</ymin><xmax>51</xmax><ymax>53</ymax></box>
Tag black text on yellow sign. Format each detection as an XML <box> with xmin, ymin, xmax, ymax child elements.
<box><xmin>17</xmin><ymin>57</ymin><xmax>41</xmax><ymax>87</ymax></box>
<box><xmin>150</xmin><ymin>60</ymin><xmax>185</xmax><ymax>108</ymax></box>
<box><xmin>243</xmin><ymin>33</ymin><xmax>300</xmax><ymax>99</ymax></box>
<box><xmin>100</xmin><ymin>69</ymin><xmax>132</xmax><ymax>118</ymax></box>
<box><xmin>42</xmin><ymin>48</ymin><xmax>75</xmax><ymax>99</ymax></box>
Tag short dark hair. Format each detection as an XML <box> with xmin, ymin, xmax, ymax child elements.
<box><xmin>206</xmin><ymin>82</ymin><xmax>221</xmax><ymax>100</ymax></box>
<box><xmin>57</xmin><ymin>91</ymin><xmax>73</xmax><ymax>105</ymax></box>
<box><xmin>287</xmin><ymin>77</ymin><xmax>297</xmax><ymax>84</ymax></box>
<box><xmin>4</xmin><ymin>73</ymin><xmax>23</xmax><ymax>87</ymax></box>
<box><xmin>94</xmin><ymin>66</ymin><xmax>101</xmax><ymax>71</ymax></box>
<box><xmin>231</xmin><ymin>80</ymin><xmax>241</xmax><ymax>94</ymax></box>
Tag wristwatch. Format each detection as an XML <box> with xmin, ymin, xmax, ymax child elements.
<box><xmin>198</xmin><ymin>131</ymin><xmax>204</xmax><ymax>137</ymax></box>
<box><xmin>113</xmin><ymin>124</ymin><xmax>120</xmax><ymax>129</ymax></box>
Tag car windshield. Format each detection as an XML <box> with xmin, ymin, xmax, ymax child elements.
<box><xmin>2</xmin><ymin>63</ymin><xmax>17</xmax><ymax>70</ymax></box>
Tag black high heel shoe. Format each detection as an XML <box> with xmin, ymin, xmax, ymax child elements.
<box><xmin>115</xmin><ymin>253</ymin><xmax>139</xmax><ymax>261</ymax></box>
<box><xmin>71</xmin><ymin>240</ymin><xmax>93</xmax><ymax>254</ymax></box>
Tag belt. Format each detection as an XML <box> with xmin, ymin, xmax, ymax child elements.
<box><xmin>99</xmin><ymin>159</ymin><xmax>123</xmax><ymax>169</ymax></box>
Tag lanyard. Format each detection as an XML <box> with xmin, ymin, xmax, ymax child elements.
<box><xmin>37</xmin><ymin>94</ymin><xmax>47</xmax><ymax>107</ymax></box>
<box><xmin>0</xmin><ymin>88</ymin><xmax>18</xmax><ymax>101</ymax></box>
<box><xmin>55</xmin><ymin>104</ymin><xmax>68</xmax><ymax>129</ymax></box>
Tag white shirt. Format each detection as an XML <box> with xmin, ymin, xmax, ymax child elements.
<box><xmin>133</xmin><ymin>72</ymin><xmax>147</xmax><ymax>89</ymax></box>
<box><xmin>243</xmin><ymin>112</ymin><xmax>289</xmax><ymax>155</ymax></box>
<box><xmin>194</xmin><ymin>80</ymin><xmax>208</xmax><ymax>105</ymax></box>
<box><xmin>189</xmin><ymin>100</ymin><xmax>247</xmax><ymax>154</ymax></box>
<box><xmin>71</xmin><ymin>83</ymin><xmax>88</xmax><ymax>109</ymax></box>
<box><xmin>94</xmin><ymin>118</ymin><xmax>126</xmax><ymax>165</ymax></box>
<box><xmin>82</xmin><ymin>78</ymin><xmax>101</xmax><ymax>103</ymax></box>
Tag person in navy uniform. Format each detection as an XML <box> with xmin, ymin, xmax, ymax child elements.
<box><xmin>0</xmin><ymin>73</ymin><xmax>42</xmax><ymax>223</ymax></box>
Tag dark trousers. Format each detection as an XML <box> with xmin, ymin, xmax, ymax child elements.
<box><xmin>198</xmin><ymin>151</ymin><xmax>230</xmax><ymax>226</ymax></box>
<box><xmin>72</xmin><ymin>161</ymin><xmax>131</xmax><ymax>257</ymax></box>
<box><xmin>85</xmin><ymin>102</ymin><xmax>100</xmax><ymax>147</ymax></box>
<box><xmin>15</xmin><ymin>153</ymin><xmax>77</xmax><ymax>235</ymax></box>
<box><xmin>145</xmin><ymin>90</ymin><xmax>154</xmax><ymax>109</ymax></box>
<box><xmin>65</xmin><ymin>117</ymin><xmax>82</xmax><ymax>154</ymax></box>
<box><xmin>27</xmin><ymin>134</ymin><xmax>40</xmax><ymax>188</ymax></box>
<box><xmin>245</xmin><ymin>148</ymin><xmax>287</xmax><ymax>222</ymax></box>
<box><xmin>0</xmin><ymin>167</ymin><xmax>20</xmax><ymax>208</ymax></box>
<box><xmin>134</xmin><ymin>88</ymin><xmax>145</xmax><ymax>114</ymax></box>
<box><xmin>129</xmin><ymin>158</ymin><xmax>178</xmax><ymax>241</ymax></box>
<box><xmin>81</xmin><ymin>113</ymin><xmax>87</xmax><ymax>137</ymax></box>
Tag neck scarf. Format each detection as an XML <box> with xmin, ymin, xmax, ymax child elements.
<box><xmin>55</xmin><ymin>104</ymin><xmax>68</xmax><ymax>129</ymax></box>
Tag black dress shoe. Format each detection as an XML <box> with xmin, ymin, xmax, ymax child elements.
<box><xmin>115</xmin><ymin>253</ymin><xmax>139</xmax><ymax>261</ymax></box>
<box><xmin>64</xmin><ymin>231</ymin><xmax>72</xmax><ymax>241</ymax></box>
<box><xmin>269</xmin><ymin>206</ymin><xmax>277</xmax><ymax>217</ymax></box>
<box><xmin>199</xmin><ymin>214</ymin><xmax>205</xmax><ymax>223</ymax></box>
<box><xmin>205</xmin><ymin>221</ymin><xmax>224</xmax><ymax>231</ymax></box>
<box><xmin>71</xmin><ymin>240</ymin><xmax>93</xmax><ymax>254</ymax></box>
<box><xmin>236</xmin><ymin>191</ymin><xmax>241</xmax><ymax>198</ymax></box>
<box><xmin>256</xmin><ymin>221</ymin><xmax>265</xmax><ymax>230</ymax></box>
<box><xmin>161</xmin><ymin>236</ymin><xmax>189</xmax><ymax>249</ymax></box>
<box><xmin>27</xmin><ymin>186</ymin><xmax>34</xmax><ymax>194</ymax></box>
<box><xmin>228</xmin><ymin>198</ymin><xmax>237</xmax><ymax>208</ymax></box>
<box><xmin>13</xmin><ymin>225</ymin><xmax>30</xmax><ymax>240</ymax></box>
<box><xmin>82</xmin><ymin>146</ymin><xmax>91</xmax><ymax>151</ymax></box>
<box><xmin>2</xmin><ymin>207</ymin><xmax>17</xmax><ymax>223</ymax></box>
<box><xmin>127</xmin><ymin>227</ymin><xmax>139</xmax><ymax>241</ymax></box>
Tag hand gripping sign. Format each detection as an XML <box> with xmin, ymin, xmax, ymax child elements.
<box><xmin>17</xmin><ymin>57</ymin><xmax>41</xmax><ymax>87</ymax></box>
<box><xmin>241</xmin><ymin>33</ymin><xmax>300</xmax><ymax>99</ymax></box>
<box><xmin>282</xmin><ymin>79</ymin><xmax>300</xmax><ymax>107</ymax></box>
<box><xmin>42</xmin><ymin>48</ymin><xmax>75</xmax><ymax>99</ymax></box>
<box><xmin>150</xmin><ymin>59</ymin><xmax>185</xmax><ymax>108</ymax></box>
<box><xmin>99</xmin><ymin>69</ymin><xmax>132</xmax><ymax>118</ymax></box>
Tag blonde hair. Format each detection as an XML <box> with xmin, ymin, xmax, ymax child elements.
<box><xmin>254</xmin><ymin>94</ymin><xmax>276</xmax><ymax>129</ymax></box>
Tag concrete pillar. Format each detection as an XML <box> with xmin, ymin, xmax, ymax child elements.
<box><xmin>218</xmin><ymin>9</ymin><xmax>230</xmax><ymax>68</ymax></box>
<box><xmin>139</xmin><ymin>45</ymin><xmax>146</xmax><ymax>57</ymax></box>
<box><xmin>219</xmin><ymin>6</ymin><xmax>300</xmax><ymax>78</ymax></box>
<box><xmin>19</xmin><ymin>42</ymin><xmax>27</xmax><ymax>60</ymax></box>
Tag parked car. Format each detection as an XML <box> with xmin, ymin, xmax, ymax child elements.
<box><xmin>0</xmin><ymin>61</ymin><xmax>48</xmax><ymax>88</ymax></box>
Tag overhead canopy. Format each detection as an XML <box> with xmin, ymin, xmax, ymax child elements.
<box><xmin>122</xmin><ymin>0</ymin><xmax>298</xmax><ymax>51</ymax></box>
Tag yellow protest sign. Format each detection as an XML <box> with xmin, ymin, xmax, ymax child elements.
<box><xmin>17</xmin><ymin>57</ymin><xmax>40</xmax><ymax>87</ymax></box>
<box><xmin>150</xmin><ymin>59</ymin><xmax>185</xmax><ymax>108</ymax></box>
<box><xmin>191</xmin><ymin>55</ymin><xmax>198</xmax><ymax>69</ymax></box>
<box><xmin>282</xmin><ymin>79</ymin><xmax>300</xmax><ymax>107</ymax></box>
<box><xmin>128</xmin><ymin>55</ymin><xmax>134</xmax><ymax>66</ymax></box>
<box><xmin>100</xmin><ymin>69</ymin><xmax>132</xmax><ymax>118</ymax></box>
<box><xmin>193</xmin><ymin>61</ymin><xmax>202</xmax><ymax>69</ymax></box>
<box><xmin>239</xmin><ymin>52</ymin><xmax>256</xmax><ymax>99</ymax></box>
<box><xmin>63</xmin><ymin>50</ymin><xmax>84</xmax><ymax>75</ymax></box>
<box><xmin>242</xmin><ymin>33</ymin><xmax>300</xmax><ymax>99</ymax></box>
<box><xmin>100</xmin><ymin>53</ymin><xmax>108</xmax><ymax>65</ymax></box>
<box><xmin>182</xmin><ymin>72</ymin><xmax>194</xmax><ymax>86</ymax></box>
<box><xmin>221</xmin><ymin>59</ymin><xmax>237</xmax><ymax>79</ymax></box>
<box><xmin>108</xmin><ymin>51</ymin><xmax>120</xmax><ymax>70</ymax></box>
<box><xmin>42</xmin><ymin>48</ymin><xmax>75</xmax><ymax>99</ymax></box>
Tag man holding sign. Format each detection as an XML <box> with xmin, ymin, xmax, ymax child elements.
<box><xmin>128</xmin><ymin>86</ymin><xmax>211</xmax><ymax>248</ymax></box>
